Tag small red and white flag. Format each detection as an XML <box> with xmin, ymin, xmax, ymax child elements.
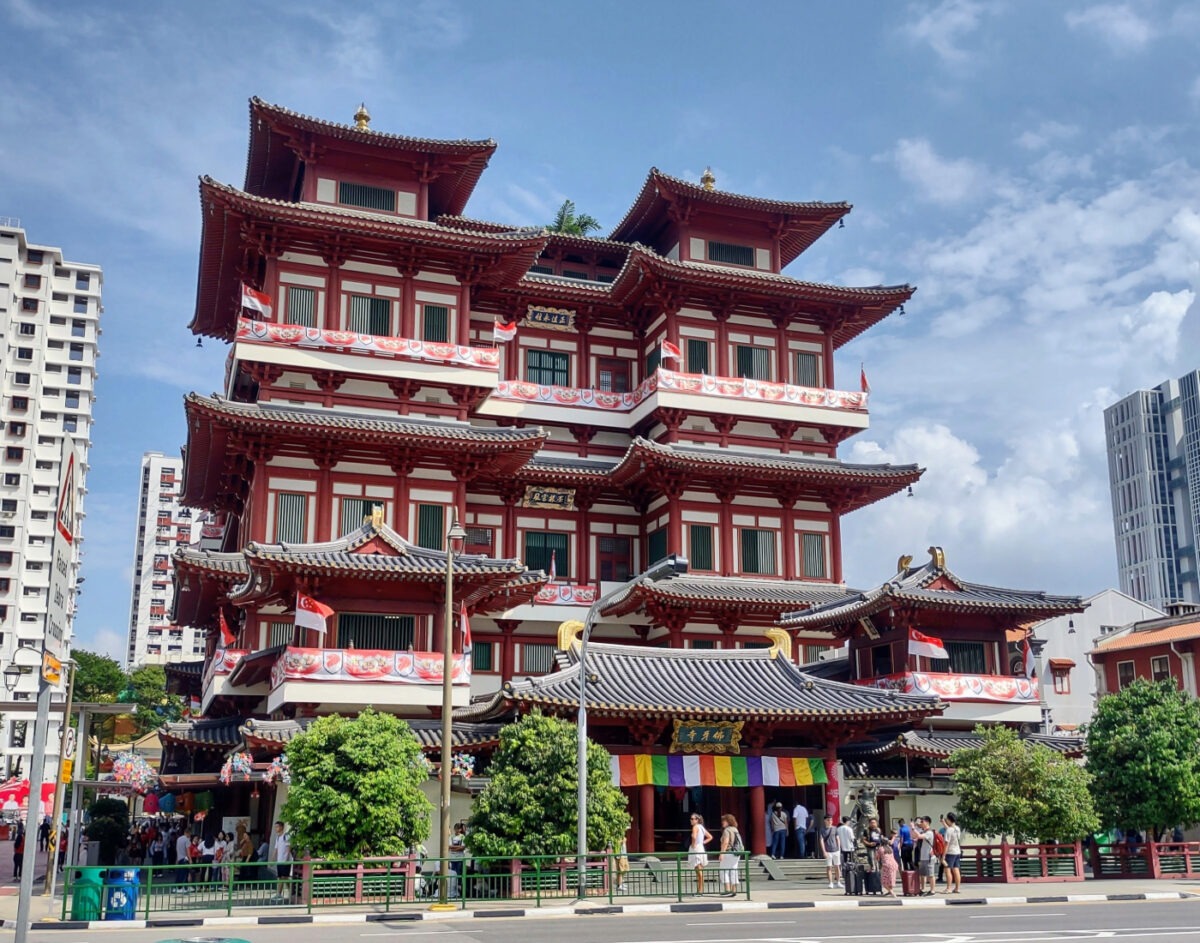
<box><xmin>548</xmin><ymin>549</ymin><xmax>557</xmax><ymax>584</ymax></box>
<box><xmin>860</xmin><ymin>363</ymin><xmax>871</xmax><ymax>394</ymax></box>
<box><xmin>241</xmin><ymin>283</ymin><xmax>273</xmax><ymax>320</ymax></box>
<box><xmin>1023</xmin><ymin>636</ymin><xmax>1036</xmax><ymax>679</ymax></box>
<box><xmin>294</xmin><ymin>591</ymin><xmax>334</xmax><ymax>636</ymax></box>
<box><xmin>218</xmin><ymin>609</ymin><xmax>236</xmax><ymax>649</ymax></box>
<box><xmin>460</xmin><ymin>602</ymin><xmax>472</xmax><ymax>654</ymax></box>
<box><xmin>908</xmin><ymin>628</ymin><xmax>948</xmax><ymax>661</ymax></box>
<box><xmin>492</xmin><ymin>319</ymin><xmax>517</xmax><ymax>343</ymax></box>
<box><xmin>660</xmin><ymin>339</ymin><xmax>682</xmax><ymax>362</ymax></box>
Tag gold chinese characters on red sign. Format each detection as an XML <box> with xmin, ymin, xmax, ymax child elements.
<box><xmin>670</xmin><ymin>719</ymin><xmax>744</xmax><ymax>755</ymax></box>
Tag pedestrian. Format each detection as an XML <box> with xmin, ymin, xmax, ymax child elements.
<box><xmin>13</xmin><ymin>824</ymin><xmax>24</xmax><ymax>880</ymax></box>
<box><xmin>272</xmin><ymin>821</ymin><xmax>292</xmax><ymax>901</ymax></box>
<box><xmin>199</xmin><ymin>832</ymin><xmax>216</xmax><ymax>884</ymax></box>
<box><xmin>614</xmin><ymin>834</ymin><xmax>630</xmax><ymax>892</ymax></box>
<box><xmin>862</xmin><ymin>817</ymin><xmax>883</xmax><ymax>873</ymax></box>
<box><xmin>768</xmin><ymin>803</ymin><xmax>788</xmax><ymax>859</ymax></box>
<box><xmin>718</xmin><ymin>813</ymin><xmax>744</xmax><ymax>897</ymax></box>
<box><xmin>791</xmin><ymin>800</ymin><xmax>809</xmax><ymax>859</ymax></box>
<box><xmin>942</xmin><ymin>812</ymin><xmax>962</xmax><ymax>894</ymax></box>
<box><xmin>898</xmin><ymin>818</ymin><xmax>914</xmax><ymax>871</ymax></box>
<box><xmin>687</xmin><ymin>813</ymin><xmax>712</xmax><ymax>895</ymax></box>
<box><xmin>916</xmin><ymin>817</ymin><xmax>937</xmax><ymax>895</ymax></box>
<box><xmin>880</xmin><ymin>827</ymin><xmax>900</xmax><ymax>896</ymax></box>
<box><xmin>448</xmin><ymin>822</ymin><xmax>466</xmax><ymax>897</ymax></box>
<box><xmin>836</xmin><ymin>816</ymin><xmax>856</xmax><ymax>887</ymax></box>
<box><xmin>38</xmin><ymin>816</ymin><xmax>50</xmax><ymax>852</ymax></box>
<box><xmin>820</xmin><ymin>816</ymin><xmax>841</xmax><ymax>888</ymax></box>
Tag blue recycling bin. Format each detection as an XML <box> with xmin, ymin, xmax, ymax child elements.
<box><xmin>103</xmin><ymin>868</ymin><xmax>140</xmax><ymax>920</ymax></box>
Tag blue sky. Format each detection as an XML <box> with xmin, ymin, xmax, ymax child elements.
<box><xmin>2</xmin><ymin>0</ymin><xmax>1198</xmax><ymax>660</ymax></box>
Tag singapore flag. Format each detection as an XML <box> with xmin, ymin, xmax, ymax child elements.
<box><xmin>294</xmin><ymin>592</ymin><xmax>334</xmax><ymax>636</ymax></box>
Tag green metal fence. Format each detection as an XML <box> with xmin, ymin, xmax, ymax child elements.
<box><xmin>60</xmin><ymin>851</ymin><xmax>752</xmax><ymax>920</ymax></box>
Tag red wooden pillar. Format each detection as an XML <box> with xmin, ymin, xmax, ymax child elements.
<box><xmin>830</xmin><ymin>513</ymin><xmax>843</xmax><ymax>584</ymax></box>
<box><xmin>748</xmin><ymin>784</ymin><xmax>766</xmax><ymax>856</ymax></box>
<box><xmin>495</xmin><ymin>619</ymin><xmax>519</xmax><ymax>682</ymax></box>
<box><xmin>717</xmin><ymin>490</ymin><xmax>734</xmax><ymax>575</ymax></box>
<box><xmin>639</xmin><ymin>784</ymin><xmax>655</xmax><ymax>853</ymax></box>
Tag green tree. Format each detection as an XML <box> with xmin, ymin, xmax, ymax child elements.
<box><xmin>1086</xmin><ymin>678</ymin><xmax>1200</xmax><ymax>836</ymax></box>
<box><xmin>126</xmin><ymin>665</ymin><xmax>184</xmax><ymax>734</ymax></box>
<box><xmin>72</xmin><ymin>650</ymin><xmax>126</xmax><ymax>703</ymax></box>
<box><xmin>467</xmin><ymin>711</ymin><xmax>629</xmax><ymax>857</ymax></box>
<box><xmin>547</xmin><ymin>200</ymin><xmax>601</xmax><ymax>237</ymax></box>
<box><xmin>282</xmin><ymin>708</ymin><xmax>432</xmax><ymax>857</ymax></box>
<box><xmin>950</xmin><ymin>724</ymin><xmax>1098</xmax><ymax>843</ymax></box>
<box><xmin>84</xmin><ymin>797</ymin><xmax>130</xmax><ymax>865</ymax></box>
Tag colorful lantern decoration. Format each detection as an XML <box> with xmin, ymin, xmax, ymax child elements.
<box><xmin>433</xmin><ymin>753</ymin><xmax>474</xmax><ymax>780</ymax></box>
<box><xmin>263</xmin><ymin>754</ymin><xmax>291</xmax><ymax>785</ymax></box>
<box><xmin>110</xmin><ymin>752</ymin><xmax>158</xmax><ymax>794</ymax></box>
<box><xmin>219</xmin><ymin>751</ymin><xmax>254</xmax><ymax>785</ymax></box>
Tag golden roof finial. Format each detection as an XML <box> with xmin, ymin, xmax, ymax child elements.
<box><xmin>700</xmin><ymin>166</ymin><xmax>716</xmax><ymax>191</ymax></box>
<box><xmin>354</xmin><ymin>102</ymin><xmax>371</xmax><ymax>130</ymax></box>
<box><xmin>928</xmin><ymin>546</ymin><xmax>945</xmax><ymax>568</ymax></box>
<box><xmin>370</xmin><ymin>504</ymin><xmax>384</xmax><ymax>530</ymax></box>
<box><xmin>557</xmin><ymin>620</ymin><xmax>584</xmax><ymax>652</ymax></box>
<box><xmin>764</xmin><ymin>627</ymin><xmax>792</xmax><ymax>661</ymax></box>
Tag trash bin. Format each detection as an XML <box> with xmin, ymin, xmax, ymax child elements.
<box><xmin>70</xmin><ymin>866</ymin><xmax>104</xmax><ymax>921</ymax></box>
<box><xmin>102</xmin><ymin>868</ymin><xmax>140</xmax><ymax>920</ymax></box>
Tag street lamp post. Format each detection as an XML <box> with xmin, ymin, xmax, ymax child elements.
<box><xmin>432</xmin><ymin>514</ymin><xmax>467</xmax><ymax>911</ymax></box>
<box><xmin>575</xmin><ymin>554</ymin><xmax>687</xmax><ymax>897</ymax></box>
<box><xmin>9</xmin><ymin>646</ymin><xmax>51</xmax><ymax>943</ymax></box>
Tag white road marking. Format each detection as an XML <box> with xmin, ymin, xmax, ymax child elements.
<box><xmin>686</xmin><ymin>922</ymin><xmax>800</xmax><ymax>927</ymax></box>
<box><xmin>969</xmin><ymin>914</ymin><xmax>1067</xmax><ymax>919</ymax></box>
<box><xmin>360</xmin><ymin>933</ymin><xmax>472</xmax><ymax>938</ymax></box>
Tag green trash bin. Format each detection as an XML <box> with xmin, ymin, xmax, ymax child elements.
<box><xmin>70</xmin><ymin>866</ymin><xmax>105</xmax><ymax>921</ymax></box>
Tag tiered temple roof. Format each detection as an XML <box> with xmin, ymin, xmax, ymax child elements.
<box><xmin>838</xmin><ymin>729</ymin><xmax>1085</xmax><ymax>762</ymax></box>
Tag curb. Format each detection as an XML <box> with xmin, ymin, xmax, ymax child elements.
<box><xmin>8</xmin><ymin>891</ymin><xmax>1194</xmax><ymax>930</ymax></box>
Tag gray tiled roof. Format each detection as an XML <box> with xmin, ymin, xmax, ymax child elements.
<box><xmin>238</xmin><ymin>716</ymin><xmax>500</xmax><ymax>751</ymax></box>
<box><xmin>159</xmin><ymin>717</ymin><xmax>243</xmax><ymax>748</ymax></box>
<box><xmin>838</xmin><ymin>729</ymin><xmax>1085</xmax><ymax>761</ymax></box>
<box><xmin>461</xmin><ymin>642</ymin><xmax>942</xmax><ymax>723</ymax></box>
<box><xmin>173</xmin><ymin>548</ymin><xmax>248</xmax><ymax>577</ymax></box>
<box><xmin>622</xmin><ymin>438</ymin><xmax>922</xmax><ymax>481</ymax></box>
<box><xmin>602</xmin><ymin>574</ymin><xmax>852</xmax><ymax>617</ymax></box>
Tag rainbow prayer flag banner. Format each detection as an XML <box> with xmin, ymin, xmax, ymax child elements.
<box><xmin>608</xmin><ymin>754</ymin><xmax>827</xmax><ymax>788</ymax></box>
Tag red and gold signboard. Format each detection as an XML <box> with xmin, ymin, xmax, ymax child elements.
<box><xmin>670</xmin><ymin>719</ymin><xmax>744</xmax><ymax>754</ymax></box>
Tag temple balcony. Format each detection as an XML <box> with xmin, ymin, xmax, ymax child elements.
<box><xmin>854</xmin><ymin>671</ymin><xmax>1042</xmax><ymax>725</ymax></box>
<box><xmin>476</xmin><ymin>368</ymin><xmax>870</xmax><ymax>433</ymax></box>
<box><xmin>214</xmin><ymin>645</ymin><xmax>472</xmax><ymax>715</ymax></box>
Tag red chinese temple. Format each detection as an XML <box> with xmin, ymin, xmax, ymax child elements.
<box><xmin>165</xmin><ymin>97</ymin><xmax>937</xmax><ymax>850</ymax></box>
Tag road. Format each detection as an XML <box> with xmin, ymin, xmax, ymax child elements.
<box><xmin>22</xmin><ymin>898</ymin><xmax>1200</xmax><ymax>943</ymax></box>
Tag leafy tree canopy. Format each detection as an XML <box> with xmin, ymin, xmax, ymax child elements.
<box><xmin>282</xmin><ymin>708</ymin><xmax>432</xmax><ymax>858</ymax></box>
<box><xmin>126</xmin><ymin>665</ymin><xmax>184</xmax><ymax>735</ymax></box>
<box><xmin>85</xmin><ymin>796</ymin><xmax>130</xmax><ymax>865</ymax></box>
<box><xmin>548</xmin><ymin>200</ymin><xmax>601</xmax><ymax>237</ymax></box>
<box><xmin>1086</xmin><ymin>678</ymin><xmax>1200</xmax><ymax>835</ymax></box>
<box><xmin>72</xmin><ymin>650</ymin><xmax>126</xmax><ymax>703</ymax></box>
<box><xmin>950</xmin><ymin>724</ymin><xmax>1098</xmax><ymax>843</ymax></box>
<box><xmin>468</xmin><ymin>711</ymin><xmax>629</xmax><ymax>858</ymax></box>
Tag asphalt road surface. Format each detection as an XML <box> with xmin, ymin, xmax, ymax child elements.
<box><xmin>23</xmin><ymin>899</ymin><xmax>1200</xmax><ymax>943</ymax></box>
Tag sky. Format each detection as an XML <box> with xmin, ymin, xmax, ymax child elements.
<box><xmin>2</xmin><ymin>0</ymin><xmax>1199</xmax><ymax>661</ymax></box>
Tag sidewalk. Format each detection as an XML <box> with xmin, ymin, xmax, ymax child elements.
<box><xmin>2</xmin><ymin>873</ymin><xmax>1195</xmax><ymax>932</ymax></box>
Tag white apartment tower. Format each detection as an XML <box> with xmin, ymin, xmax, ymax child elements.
<box><xmin>1105</xmin><ymin>370</ymin><xmax>1200</xmax><ymax>612</ymax></box>
<box><xmin>0</xmin><ymin>218</ymin><xmax>98</xmax><ymax>779</ymax></box>
<box><xmin>126</xmin><ymin>452</ymin><xmax>205</xmax><ymax>666</ymax></box>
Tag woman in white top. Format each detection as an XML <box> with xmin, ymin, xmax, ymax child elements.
<box><xmin>688</xmin><ymin>813</ymin><xmax>713</xmax><ymax>895</ymax></box>
<box><xmin>942</xmin><ymin>812</ymin><xmax>963</xmax><ymax>893</ymax></box>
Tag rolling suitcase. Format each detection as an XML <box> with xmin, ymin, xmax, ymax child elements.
<box><xmin>864</xmin><ymin>868</ymin><xmax>883</xmax><ymax>895</ymax></box>
<box><xmin>901</xmin><ymin>869</ymin><xmax>921</xmax><ymax>897</ymax></box>
<box><xmin>842</xmin><ymin>862</ymin><xmax>864</xmax><ymax>896</ymax></box>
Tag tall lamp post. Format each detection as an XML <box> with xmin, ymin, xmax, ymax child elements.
<box><xmin>576</xmin><ymin>553</ymin><xmax>687</xmax><ymax>897</ymax></box>
<box><xmin>432</xmin><ymin>514</ymin><xmax>467</xmax><ymax>911</ymax></box>
<box><xmin>7</xmin><ymin>645</ymin><xmax>50</xmax><ymax>943</ymax></box>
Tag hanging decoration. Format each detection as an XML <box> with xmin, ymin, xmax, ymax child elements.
<box><xmin>109</xmin><ymin>753</ymin><xmax>158</xmax><ymax>794</ymax></box>
<box><xmin>263</xmin><ymin>754</ymin><xmax>291</xmax><ymax>785</ymax></box>
<box><xmin>219</xmin><ymin>751</ymin><xmax>255</xmax><ymax>785</ymax></box>
<box><xmin>441</xmin><ymin>753</ymin><xmax>475</xmax><ymax>780</ymax></box>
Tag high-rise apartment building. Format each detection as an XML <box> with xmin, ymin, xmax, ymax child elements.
<box><xmin>0</xmin><ymin>218</ymin><xmax>98</xmax><ymax>779</ymax></box>
<box><xmin>1105</xmin><ymin>370</ymin><xmax>1200</xmax><ymax>611</ymax></box>
<box><xmin>126</xmin><ymin>452</ymin><xmax>206</xmax><ymax>667</ymax></box>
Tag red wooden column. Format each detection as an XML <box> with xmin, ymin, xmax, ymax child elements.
<box><xmin>780</xmin><ymin>492</ymin><xmax>797</xmax><ymax>581</ymax></box>
<box><xmin>639</xmin><ymin>784</ymin><xmax>656</xmax><ymax>853</ymax></box>
<box><xmin>829</xmin><ymin>510</ymin><xmax>844</xmax><ymax>584</ymax></box>
<box><xmin>717</xmin><ymin>488</ymin><xmax>735</xmax><ymax>575</ymax></box>
<box><xmin>715</xmin><ymin>307</ymin><xmax>731</xmax><ymax>377</ymax></box>
<box><xmin>495</xmin><ymin>619</ymin><xmax>519</xmax><ymax>682</ymax></box>
<box><xmin>748</xmin><ymin>784</ymin><xmax>766</xmax><ymax>856</ymax></box>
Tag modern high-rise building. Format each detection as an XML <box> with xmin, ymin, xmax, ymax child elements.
<box><xmin>0</xmin><ymin>218</ymin><xmax>98</xmax><ymax>780</ymax></box>
<box><xmin>125</xmin><ymin>452</ymin><xmax>206</xmax><ymax>667</ymax></box>
<box><xmin>1104</xmin><ymin>370</ymin><xmax>1200</xmax><ymax>611</ymax></box>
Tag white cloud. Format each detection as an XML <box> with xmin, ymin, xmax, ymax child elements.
<box><xmin>890</xmin><ymin>138</ymin><xmax>990</xmax><ymax>205</ymax></box>
<box><xmin>1191</xmin><ymin>76</ymin><xmax>1200</xmax><ymax>102</ymax></box>
<box><xmin>902</xmin><ymin>0</ymin><xmax>995</xmax><ymax>65</ymax></box>
<box><xmin>1016</xmin><ymin>121</ymin><xmax>1080</xmax><ymax>151</ymax></box>
<box><xmin>1065</xmin><ymin>4</ymin><xmax>1156</xmax><ymax>54</ymax></box>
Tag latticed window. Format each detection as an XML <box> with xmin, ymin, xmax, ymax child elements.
<box><xmin>337</xmin><ymin>613</ymin><xmax>416</xmax><ymax>650</ymax></box>
<box><xmin>338</xmin><ymin>181</ymin><xmax>397</xmax><ymax>212</ymax></box>
<box><xmin>274</xmin><ymin>493</ymin><xmax>307</xmax><ymax>544</ymax></box>
<box><xmin>735</xmin><ymin>345</ymin><xmax>772</xmax><ymax>381</ymax></box>
<box><xmin>522</xmin><ymin>643</ymin><xmax>555</xmax><ymax>674</ymax></box>
<box><xmin>416</xmin><ymin>504</ymin><xmax>445</xmax><ymax>550</ymax></box>
<box><xmin>597</xmin><ymin>536</ymin><xmax>631</xmax><ymax>582</ymax></box>
<box><xmin>689</xmin><ymin>524</ymin><xmax>714</xmax><ymax>571</ymax></box>
<box><xmin>269</xmin><ymin>621</ymin><xmax>293</xmax><ymax>648</ymax></box>
<box><xmin>340</xmin><ymin>498</ymin><xmax>375</xmax><ymax>536</ymax></box>
<box><xmin>525</xmin><ymin>350</ymin><xmax>569</xmax><ymax>386</ymax></box>
<box><xmin>348</xmin><ymin>295</ymin><xmax>390</xmax><ymax>335</ymax></box>
<box><xmin>472</xmin><ymin>641</ymin><xmax>494</xmax><ymax>672</ymax></box>
<box><xmin>422</xmin><ymin>304</ymin><xmax>449</xmax><ymax>343</ymax></box>
<box><xmin>524</xmin><ymin>531</ymin><xmax>569</xmax><ymax>578</ymax></box>
<box><xmin>707</xmin><ymin>241</ymin><xmax>755</xmax><ymax>266</ymax></box>
<box><xmin>597</xmin><ymin>359</ymin><xmax>630</xmax><ymax>393</ymax></box>
<box><xmin>647</xmin><ymin>527</ymin><xmax>668</xmax><ymax>567</ymax></box>
<box><xmin>285</xmin><ymin>287</ymin><xmax>317</xmax><ymax>328</ymax></box>
<box><xmin>939</xmin><ymin>641</ymin><xmax>986</xmax><ymax>675</ymax></box>
<box><xmin>464</xmin><ymin>525</ymin><xmax>494</xmax><ymax>556</ymax></box>
<box><xmin>686</xmin><ymin>339</ymin><xmax>710</xmax><ymax>374</ymax></box>
<box><xmin>801</xmin><ymin>533</ymin><xmax>827</xmax><ymax>579</ymax></box>
<box><xmin>794</xmin><ymin>351</ymin><xmax>820</xmax><ymax>388</ymax></box>
<box><xmin>740</xmin><ymin>528</ymin><xmax>777</xmax><ymax>575</ymax></box>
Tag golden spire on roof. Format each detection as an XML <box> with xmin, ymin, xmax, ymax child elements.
<box><xmin>354</xmin><ymin>102</ymin><xmax>371</xmax><ymax>130</ymax></box>
<box><xmin>700</xmin><ymin>167</ymin><xmax>716</xmax><ymax>191</ymax></box>
<box><xmin>764</xmin><ymin>627</ymin><xmax>792</xmax><ymax>661</ymax></box>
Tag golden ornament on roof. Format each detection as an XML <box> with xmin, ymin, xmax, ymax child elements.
<box><xmin>557</xmin><ymin>620</ymin><xmax>584</xmax><ymax>651</ymax></box>
<box><xmin>764</xmin><ymin>627</ymin><xmax>792</xmax><ymax>661</ymax></box>
<box><xmin>354</xmin><ymin>102</ymin><xmax>371</xmax><ymax>130</ymax></box>
<box><xmin>700</xmin><ymin>167</ymin><xmax>716</xmax><ymax>191</ymax></box>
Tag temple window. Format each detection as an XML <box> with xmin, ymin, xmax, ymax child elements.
<box><xmin>521</xmin><ymin>642</ymin><xmax>555</xmax><ymax>674</ymax></box>
<box><xmin>646</xmin><ymin>527</ymin><xmax>667</xmax><ymax>567</ymax></box>
<box><xmin>645</xmin><ymin>346</ymin><xmax>661</xmax><ymax>376</ymax></box>
<box><xmin>347</xmin><ymin>294</ymin><xmax>390</xmax><ymax>335</ymax></box>
<box><xmin>596</xmin><ymin>358</ymin><xmax>630</xmax><ymax>393</ymax></box>
<box><xmin>337</xmin><ymin>181</ymin><xmax>397</xmax><ymax>213</ymax></box>
<box><xmin>421</xmin><ymin>304</ymin><xmax>450</xmax><ymax>343</ymax></box>
<box><xmin>870</xmin><ymin>643</ymin><xmax>894</xmax><ymax>677</ymax></box>
<box><xmin>529</xmin><ymin>265</ymin><xmax>553</xmax><ymax>275</ymax></box>
<box><xmin>268</xmin><ymin>621</ymin><xmax>292</xmax><ymax>648</ymax></box>
<box><xmin>524</xmin><ymin>531</ymin><xmax>569</xmax><ymax>578</ymax></box>
<box><xmin>794</xmin><ymin>351</ymin><xmax>821</xmax><ymax>388</ymax></box>
<box><xmin>337</xmin><ymin>613</ymin><xmax>416</xmax><ymax>651</ymax></box>
<box><xmin>464</xmin><ymin>525</ymin><xmax>494</xmax><ymax>556</ymax></box>
<box><xmin>686</xmin><ymin>339</ymin><xmax>710</xmax><ymax>374</ymax></box>
<box><xmin>285</xmin><ymin>287</ymin><xmax>317</xmax><ymax>327</ymax></box>
<box><xmin>1151</xmin><ymin>655</ymin><xmax>1171</xmax><ymax>682</ymax></box>
<box><xmin>415</xmin><ymin>503</ymin><xmax>446</xmax><ymax>550</ymax></box>
<box><xmin>340</xmin><ymin>497</ymin><xmax>378</xmax><ymax>537</ymax></box>
<box><xmin>525</xmin><ymin>349</ymin><xmax>570</xmax><ymax>387</ymax></box>
<box><xmin>597</xmin><ymin>535</ymin><xmax>632</xmax><ymax>581</ymax></box>
<box><xmin>739</xmin><ymin>528</ymin><xmax>777</xmax><ymax>575</ymax></box>
<box><xmin>1117</xmin><ymin>660</ymin><xmax>1135</xmax><ymax>689</ymax></box>
<box><xmin>274</xmin><ymin>492</ymin><xmax>307</xmax><ymax>543</ymax></box>
<box><xmin>688</xmin><ymin>524</ymin><xmax>715</xmax><ymax>571</ymax></box>
<box><xmin>800</xmin><ymin>533</ymin><xmax>827</xmax><ymax>579</ymax></box>
<box><xmin>707</xmin><ymin>241</ymin><xmax>755</xmax><ymax>267</ymax></box>
<box><xmin>734</xmin><ymin>345</ymin><xmax>772</xmax><ymax>381</ymax></box>
<box><xmin>472</xmin><ymin>642</ymin><xmax>495</xmax><ymax>673</ymax></box>
<box><xmin>936</xmin><ymin>640</ymin><xmax>986</xmax><ymax>675</ymax></box>
<box><xmin>562</xmin><ymin>269</ymin><xmax>589</xmax><ymax>280</ymax></box>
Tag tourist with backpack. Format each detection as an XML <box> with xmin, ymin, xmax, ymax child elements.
<box><xmin>718</xmin><ymin>813</ymin><xmax>744</xmax><ymax>897</ymax></box>
<box><xmin>916</xmin><ymin>817</ymin><xmax>938</xmax><ymax>895</ymax></box>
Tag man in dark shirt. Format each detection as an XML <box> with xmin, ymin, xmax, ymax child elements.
<box><xmin>898</xmin><ymin>819</ymin><xmax>914</xmax><ymax>871</ymax></box>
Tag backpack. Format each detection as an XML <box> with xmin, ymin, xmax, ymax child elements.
<box><xmin>729</xmin><ymin>828</ymin><xmax>744</xmax><ymax>853</ymax></box>
<box><xmin>932</xmin><ymin>831</ymin><xmax>946</xmax><ymax>857</ymax></box>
